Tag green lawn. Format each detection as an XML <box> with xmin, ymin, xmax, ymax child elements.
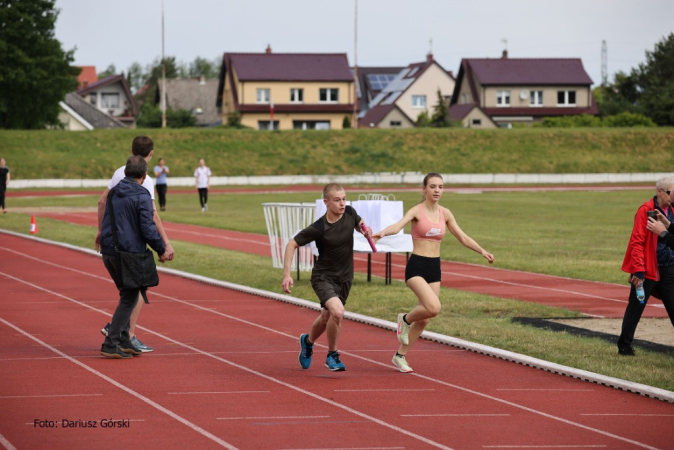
<box><xmin>1</xmin><ymin>213</ymin><xmax>672</xmax><ymax>391</ymax></box>
<box><xmin>1</xmin><ymin>127</ymin><xmax>673</xmax><ymax>178</ymax></box>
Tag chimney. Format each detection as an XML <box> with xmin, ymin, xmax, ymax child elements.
<box><xmin>265</xmin><ymin>44</ymin><xmax>272</xmax><ymax>54</ymax></box>
<box><xmin>501</xmin><ymin>49</ymin><xmax>508</xmax><ymax>59</ymax></box>
<box><xmin>427</xmin><ymin>52</ymin><xmax>433</xmax><ymax>63</ymax></box>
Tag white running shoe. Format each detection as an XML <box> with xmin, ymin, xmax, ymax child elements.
<box><xmin>204</xmin><ymin>204</ymin><xmax>208</xmax><ymax>211</ymax></box>
<box><xmin>397</xmin><ymin>313</ymin><xmax>410</xmax><ymax>345</ymax></box>
<box><xmin>392</xmin><ymin>354</ymin><xmax>413</xmax><ymax>373</ymax></box>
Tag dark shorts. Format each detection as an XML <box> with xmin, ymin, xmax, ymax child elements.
<box><xmin>405</xmin><ymin>254</ymin><xmax>441</xmax><ymax>284</ymax></box>
<box><xmin>311</xmin><ymin>273</ymin><xmax>352</xmax><ymax>308</ymax></box>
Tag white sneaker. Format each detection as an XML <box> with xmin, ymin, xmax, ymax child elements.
<box><xmin>204</xmin><ymin>204</ymin><xmax>208</xmax><ymax>211</ymax></box>
<box><xmin>397</xmin><ymin>313</ymin><xmax>410</xmax><ymax>345</ymax></box>
<box><xmin>201</xmin><ymin>207</ymin><xmax>205</xmax><ymax>212</ymax></box>
<box><xmin>392</xmin><ymin>354</ymin><xmax>413</xmax><ymax>373</ymax></box>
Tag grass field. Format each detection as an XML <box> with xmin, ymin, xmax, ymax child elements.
<box><xmin>1</xmin><ymin>127</ymin><xmax>674</xmax><ymax>178</ymax></box>
<box><xmin>3</xmin><ymin>187</ymin><xmax>673</xmax><ymax>392</ymax></box>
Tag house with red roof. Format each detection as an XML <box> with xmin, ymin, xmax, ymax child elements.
<box><xmin>76</xmin><ymin>74</ymin><xmax>138</xmax><ymax>128</ymax></box>
<box><xmin>76</xmin><ymin>66</ymin><xmax>98</xmax><ymax>89</ymax></box>
<box><xmin>358</xmin><ymin>54</ymin><xmax>455</xmax><ymax>128</ymax></box>
<box><xmin>216</xmin><ymin>47</ymin><xmax>355</xmax><ymax>130</ymax></box>
<box><xmin>449</xmin><ymin>51</ymin><xmax>597</xmax><ymax>128</ymax></box>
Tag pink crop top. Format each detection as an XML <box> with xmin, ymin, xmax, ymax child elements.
<box><xmin>411</xmin><ymin>205</ymin><xmax>446</xmax><ymax>242</ymax></box>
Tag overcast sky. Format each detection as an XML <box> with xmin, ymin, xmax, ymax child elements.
<box><xmin>54</xmin><ymin>0</ymin><xmax>673</xmax><ymax>86</ymax></box>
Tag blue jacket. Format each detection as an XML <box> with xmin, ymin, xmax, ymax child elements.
<box><xmin>101</xmin><ymin>177</ymin><xmax>165</xmax><ymax>256</ymax></box>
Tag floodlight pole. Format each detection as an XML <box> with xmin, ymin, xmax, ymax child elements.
<box><xmin>161</xmin><ymin>0</ymin><xmax>167</xmax><ymax>128</ymax></box>
<box><xmin>352</xmin><ymin>0</ymin><xmax>358</xmax><ymax>129</ymax></box>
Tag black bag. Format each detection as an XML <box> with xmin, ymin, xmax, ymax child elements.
<box><xmin>107</xmin><ymin>187</ymin><xmax>159</xmax><ymax>303</ymax></box>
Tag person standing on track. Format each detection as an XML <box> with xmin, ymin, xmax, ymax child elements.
<box><xmin>619</xmin><ymin>176</ymin><xmax>674</xmax><ymax>356</ymax></box>
<box><xmin>372</xmin><ymin>172</ymin><xmax>494</xmax><ymax>373</ymax></box>
<box><xmin>99</xmin><ymin>156</ymin><xmax>166</xmax><ymax>359</ymax></box>
<box><xmin>194</xmin><ymin>158</ymin><xmax>211</xmax><ymax>212</ymax></box>
<box><xmin>154</xmin><ymin>158</ymin><xmax>169</xmax><ymax>212</ymax></box>
<box><xmin>282</xmin><ymin>183</ymin><xmax>372</xmax><ymax>372</ymax></box>
<box><xmin>0</xmin><ymin>158</ymin><xmax>9</xmax><ymax>214</ymax></box>
<box><xmin>95</xmin><ymin>136</ymin><xmax>175</xmax><ymax>353</ymax></box>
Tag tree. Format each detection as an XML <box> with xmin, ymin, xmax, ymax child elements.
<box><xmin>596</xmin><ymin>33</ymin><xmax>674</xmax><ymax>125</ymax></box>
<box><xmin>430</xmin><ymin>88</ymin><xmax>449</xmax><ymax>127</ymax></box>
<box><xmin>98</xmin><ymin>64</ymin><xmax>117</xmax><ymax>78</ymax></box>
<box><xmin>188</xmin><ymin>56</ymin><xmax>220</xmax><ymax>79</ymax></box>
<box><xmin>0</xmin><ymin>0</ymin><xmax>79</xmax><ymax>129</ymax></box>
<box><xmin>126</xmin><ymin>62</ymin><xmax>146</xmax><ymax>94</ymax></box>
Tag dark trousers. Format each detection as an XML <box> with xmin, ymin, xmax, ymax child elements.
<box><xmin>156</xmin><ymin>184</ymin><xmax>167</xmax><ymax>209</ymax></box>
<box><xmin>198</xmin><ymin>188</ymin><xmax>208</xmax><ymax>207</ymax></box>
<box><xmin>0</xmin><ymin>186</ymin><xmax>5</xmax><ymax>209</ymax></box>
<box><xmin>618</xmin><ymin>265</ymin><xmax>674</xmax><ymax>350</ymax></box>
<box><xmin>102</xmin><ymin>254</ymin><xmax>140</xmax><ymax>348</ymax></box>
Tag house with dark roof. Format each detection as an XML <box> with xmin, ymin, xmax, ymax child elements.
<box><xmin>156</xmin><ymin>76</ymin><xmax>221</xmax><ymax>127</ymax></box>
<box><xmin>353</xmin><ymin>66</ymin><xmax>405</xmax><ymax>114</ymax></box>
<box><xmin>58</xmin><ymin>92</ymin><xmax>127</xmax><ymax>130</ymax></box>
<box><xmin>216</xmin><ymin>47</ymin><xmax>355</xmax><ymax>130</ymax></box>
<box><xmin>76</xmin><ymin>74</ymin><xmax>138</xmax><ymax>128</ymax></box>
<box><xmin>450</xmin><ymin>51</ymin><xmax>597</xmax><ymax>128</ymax></box>
<box><xmin>359</xmin><ymin>54</ymin><xmax>455</xmax><ymax>129</ymax></box>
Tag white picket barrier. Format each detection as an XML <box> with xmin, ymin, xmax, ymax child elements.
<box><xmin>262</xmin><ymin>203</ymin><xmax>316</xmax><ymax>272</ymax></box>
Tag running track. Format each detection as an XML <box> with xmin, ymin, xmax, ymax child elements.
<box><xmin>35</xmin><ymin>210</ymin><xmax>669</xmax><ymax>319</ymax></box>
<box><xmin>0</xmin><ymin>233</ymin><xmax>672</xmax><ymax>450</ymax></box>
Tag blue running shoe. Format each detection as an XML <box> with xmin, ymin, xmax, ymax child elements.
<box><xmin>298</xmin><ymin>334</ymin><xmax>313</xmax><ymax>369</ymax></box>
<box><xmin>325</xmin><ymin>352</ymin><xmax>346</xmax><ymax>371</ymax></box>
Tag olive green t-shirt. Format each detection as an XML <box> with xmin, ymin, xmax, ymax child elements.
<box><xmin>293</xmin><ymin>206</ymin><xmax>362</xmax><ymax>281</ymax></box>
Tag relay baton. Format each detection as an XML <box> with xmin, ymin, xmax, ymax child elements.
<box><xmin>360</xmin><ymin>223</ymin><xmax>377</xmax><ymax>252</ymax></box>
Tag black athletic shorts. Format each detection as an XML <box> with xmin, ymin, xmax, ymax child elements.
<box><xmin>405</xmin><ymin>254</ymin><xmax>442</xmax><ymax>284</ymax></box>
<box><xmin>310</xmin><ymin>273</ymin><xmax>352</xmax><ymax>308</ymax></box>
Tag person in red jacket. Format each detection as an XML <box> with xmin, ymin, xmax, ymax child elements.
<box><xmin>619</xmin><ymin>176</ymin><xmax>674</xmax><ymax>356</ymax></box>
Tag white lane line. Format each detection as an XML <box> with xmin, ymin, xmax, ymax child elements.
<box><xmin>218</xmin><ymin>416</ymin><xmax>330</xmax><ymax>420</ymax></box>
<box><xmin>168</xmin><ymin>391</ymin><xmax>270</xmax><ymax>395</ymax></box>
<box><xmin>0</xmin><ymin>433</ymin><xmax>16</xmax><ymax>450</ymax></box>
<box><xmin>336</xmin><ymin>389</ymin><xmax>435</xmax><ymax>392</ymax></box>
<box><xmin>0</xmin><ymin>272</ymin><xmax>453</xmax><ymax>450</ymax></box>
<box><xmin>25</xmin><ymin>419</ymin><xmax>146</xmax><ymax>425</ymax></box>
<box><xmin>277</xmin><ymin>448</ymin><xmax>405</xmax><ymax>450</ymax></box>
<box><xmin>580</xmin><ymin>414</ymin><xmax>674</xmax><ymax>417</ymax></box>
<box><xmin>497</xmin><ymin>389</ymin><xmax>595</xmax><ymax>392</ymax></box>
<box><xmin>0</xmin><ymin>394</ymin><xmax>103</xmax><ymax>399</ymax></box>
<box><xmin>162</xmin><ymin>226</ymin><xmax>268</xmax><ymax>247</ymax></box>
<box><xmin>402</xmin><ymin>414</ymin><xmax>510</xmax><ymax>417</ymax></box>
<box><xmin>0</xmin><ymin>319</ymin><xmax>237</xmax><ymax>449</ymax></box>
<box><xmin>483</xmin><ymin>446</ymin><xmax>607</xmax><ymax>448</ymax></box>
<box><xmin>0</xmin><ymin>253</ymin><xmax>665</xmax><ymax>450</ymax></box>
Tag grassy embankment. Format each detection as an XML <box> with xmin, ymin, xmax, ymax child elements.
<box><xmin>1</xmin><ymin>127</ymin><xmax>674</xmax><ymax>179</ymax></box>
<box><xmin>3</xmin><ymin>187</ymin><xmax>673</xmax><ymax>391</ymax></box>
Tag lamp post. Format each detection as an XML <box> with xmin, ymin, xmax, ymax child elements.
<box><xmin>161</xmin><ymin>0</ymin><xmax>167</xmax><ymax>128</ymax></box>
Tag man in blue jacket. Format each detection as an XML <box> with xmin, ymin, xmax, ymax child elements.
<box><xmin>100</xmin><ymin>156</ymin><xmax>166</xmax><ymax>359</ymax></box>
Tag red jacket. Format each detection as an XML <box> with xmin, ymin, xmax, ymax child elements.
<box><xmin>621</xmin><ymin>197</ymin><xmax>659</xmax><ymax>281</ymax></box>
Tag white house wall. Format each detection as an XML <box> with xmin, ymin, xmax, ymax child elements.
<box><xmin>88</xmin><ymin>81</ymin><xmax>131</xmax><ymax>117</ymax></box>
<box><xmin>396</xmin><ymin>63</ymin><xmax>455</xmax><ymax>122</ymax></box>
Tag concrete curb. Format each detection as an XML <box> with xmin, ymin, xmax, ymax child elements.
<box><xmin>7</xmin><ymin>172</ymin><xmax>673</xmax><ymax>189</ymax></box>
<box><xmin>2</xmin><ymin>228</ymin><xmax>672</xmax><ymax>403</ymax></box>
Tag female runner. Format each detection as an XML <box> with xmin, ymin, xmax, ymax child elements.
<box><xmin>372</xmin><ymin>172</ymin><xmax>494</xmax><ymax>372</ymax></box>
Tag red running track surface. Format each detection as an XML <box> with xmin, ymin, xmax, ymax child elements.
<box><xmin>1</xmin><ymin>233</ymin><xmax>673</xmax><ymax>449</ymax></box>
<box><xmin>35</xmin><ymin>211</ymin><xmax>669</xmax><ymax>319</ymax></box>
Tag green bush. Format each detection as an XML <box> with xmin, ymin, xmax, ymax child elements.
<box><xmin>603</xmin><ymin>112</ymin><xmax>656</xmax><ymax>127</ymax></box>
<box><xmin>539</xmin><ymin>112</ymin><xmax>656</xmax><ymax>128</ymax></box>
<box><xmin>136</xmin><ymin>103</ymin><xmax>197</xmax><ymax>128</ymax></box>
<box><xmin>342</xmin><ymin>115</ymin><xmax>352</xmax><ymax>129</ymax></box>
<box><xmin>227</xmin><ymin>111</ymin><xmax>243</xmax><ymax>128</ymax></box>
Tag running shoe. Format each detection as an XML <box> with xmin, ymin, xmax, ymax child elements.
<box><xmin>119</xmin><ymin>340</ymin><xmax>143</xmax><ymax>355</ymax></box>
<box><xmin>325</xmin><ymin>352</ymin><xmax>346</xmax><ymax>372</ymax></box>
<box><xmin>397</xmin><ymin>313</ymin><xmax>410</xmax><ymax>345</ymax></box>
<box><xmin>100</xmin><ymin>344</ymin><xmax>132</xmax><ymax>359</ymax></box>
<box><xmin>298</xmin><ymin>334</ymin><xmax>313</xmax><ymax>369</ymax></box>
<box><xmin>100</xmin><ymin>322</ymin><xmax>110</xmax><ymax>337</ymax></box>
<box><xmin>392</xmin><ymin>353</ymin><xmax>413</xmax><ymax>373</ymax></box>
<box><xmin>204</xmin><ymin>204</ymin><xmax>208</xmax><ymax>211</ymax></box>
<box><xmin>131</xmin><ymin>336</ymin><xmax>153</xmax><ymax>353</ymax></box>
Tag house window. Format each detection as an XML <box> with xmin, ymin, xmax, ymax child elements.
<box><xmin>496</xmin><ymin>90</ymin><xmax>511</xmax><ymax>107</ymax></box>
<box><xmin>411</xmin><ymin>95</ymin><xmax>426</xmax><ymax>108</ymax></box>
<box><xmin>460</xmin><ymin>93</ymin><xmax>469</xmax><ymax>104</ymax></box>
<box><xmin>293</xmin><ymin>120</ymin><xmax>331</xmax><ymax>130</ymax></box>
<box><xmin>101</xmin><ymin>93</ymin><xmax>119</xmax><ymax>109</ymax></box>
<box><xmin>290</xmin><ymin>88</ymin><xmax>303</xmax><ymax>103</ymax></box>
<box><xmin>472</xmin><ymin>119</ymin><xmax>481</xmax><ymax>126</ymax></box>
<box><xmin>256</xmin><ymin>89</ymin><xmax>270</xmax><ymax>104</ymax></box>
<box><xmin>557</xmin><ymin>90</ymin><xmax>577</xmax><ymax>106</ymax></box>
<box><xmin>319</xmin><ymin>88</ymin><xmax>338</xmax><ymax>103</ymax></box>
<box><xmin>90</xmin><ymin>94</ymin><xmax>97</xmax><ymax>106</ymax></box>
<box><xmin>257</xmin><ymin>120</ymin><xmax>279</xmax><ymax>130</ymax></box>
<box><xmin>390</xmin><ymin>120</ymin><xmax>402</xmax><ymax>127</ymax></box>
<box><xmin>530</xmin><ymin>91</ymin><xmax>543</xmax><ymax>106</ymax></box>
